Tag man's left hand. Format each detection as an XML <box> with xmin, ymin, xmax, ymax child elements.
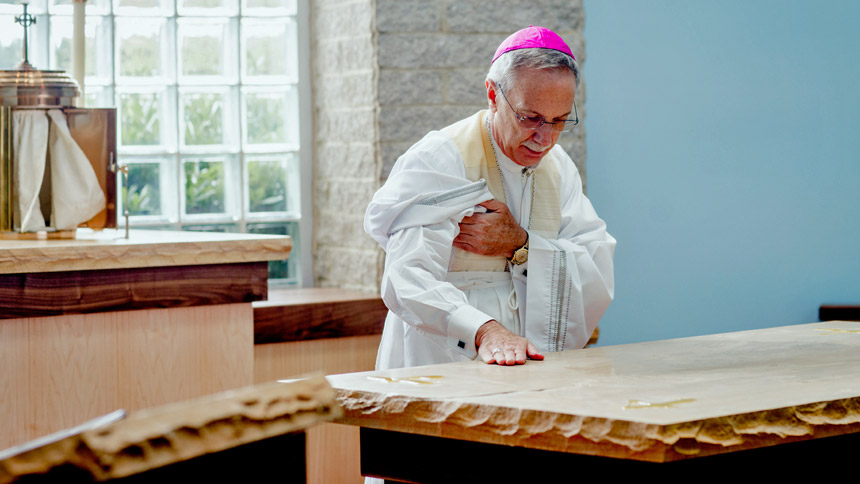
<box><xmin>454</xmin><ymin>200</ymin><xmax>527</xmax><ymax>258</ymax></box>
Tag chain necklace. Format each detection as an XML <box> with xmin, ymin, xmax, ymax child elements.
<box><xmin>486</xmin><ymin>115</ymin><xmax>536</xmax><ymax>230</ymax></box>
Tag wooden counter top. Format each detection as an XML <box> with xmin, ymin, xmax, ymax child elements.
<box><xmin>330</xmin><ymin>321</ymin><xmax>860</xmax><ymax>463</ymax></box>
<box><xmin>0</xmin><ymin>229</ymin><xmax>291</xmax><ymax>319</ymax></box>
<box><xmin>0</xmin><ymin>229</ymin><xmax>291</xmax><ymax>274</ymax></box>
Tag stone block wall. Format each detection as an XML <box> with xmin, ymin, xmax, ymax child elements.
<box><xmin>311</xmin><ymin>0</ymin><xmax>380</xmax><ymax>290</ymax></box>
<box><xmin>311</xmin><ymin>0</ymin><xmax>586</xmax><ymax>291</ymax></box>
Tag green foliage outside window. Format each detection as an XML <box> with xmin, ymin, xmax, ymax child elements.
<box><xmin>248</xmin><ymin>222</ymin><xmax>295</xmax><ymax>281</ymax></box>
<box><xmin>117</xmin><ymin>0</ymin><xmax>160</xmax><ymax>7</ymax></box>
<box><xmin>0</xmin><ymin>41</ymin><xmax>22</xmax><ymax>69</ymax></box>
<box><xmin>184</xmin><ymin>160</ymin><xmax>225</xmax><ymax>214</ymax></box>
<box><xmin>246</xmin><ymin>94</ymin><xmax>285</xmax><ymax>144</ymax></box>
<box><xmin>182</xmin><ymin>35</ymin><xmax>221</xmax><ymax>76</ymax></box>
<box><xmin>123</xmin><ymin>163</ymin><xmax>161</xmax><ymax>216</ymax></box>
<box><xmin>120</xmin><ymin>93</ymin><xmax>160</xmax><ymax>146</ymax></box>
<box><xmin>248</xmin><ymin>160</ymin><xmax>286</xmax><ymax>212</ymax></box>
<box><xmin>183</xmin><ymin>0</ymin><xmax>225</xmax><ymax>8</ymax></box>
<box><xmin>246</xmin><ymin>34</ymin><xmax>285</xmax><ymax>76</ymax></box>
<box><xmin>182</xmin><ymin>223</ymin><xmax>237</xmax><ymax>232</ymax></box>
<box><xmin>184</xmin><ymin>94</ymin><xmax>223</xmax><ymax>145</ymax></box>
<box><xmin>120</xmin><ymin>34</ymin><xmax>160</xmax><ymax>77</ymax></box>
<box><xmin>54</xmin><ymin>37</ymin><xmax>96</xmax><ymax>76</ymax></box>
<box><xmin>246</xmin><ymin>0</ymin><xmax>286</xmax><ymax>8</ymax></box>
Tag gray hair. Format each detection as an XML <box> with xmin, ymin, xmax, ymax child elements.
<box><xmin>486</xmin><ymin>48</ymin><xmax>580</xmax><ymax>90</ymax></box>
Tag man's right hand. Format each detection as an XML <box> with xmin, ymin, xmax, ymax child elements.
<box><xmin>475</xmin><ymin>320</ymin><xmax>544</xmax><ymax>365</ymax></box>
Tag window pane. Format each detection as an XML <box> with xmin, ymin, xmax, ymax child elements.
<box><xmin>243</xmin><ymin>89</ymin><xmax>292</xmax><ymax>145</ymax></box>
<box><xmin>49</xmin><ymin>17</ymin><xmax>72</xmax><ymax>71</ymax></box>
<box><xmin>0</xmin><ymin>1</ymin><xmax>46</xmax><ymax>14</ymax></box>
<box><xmin>116</xmin><ymin>0</ymin><xmax>159</xmax><ymax>7</ymax></box>
<box><xmin>247</xmin><ymin>157</ymin><xmax>287</xmax><ymax>213</ymax></box>
<box><xmin>181</xmin><ymin>90</ymin><xmax>227</xmax><ymax>146</ymax></box>
<box><xmin>179</xmin><ymin>19</ymin><xmax>232</xmax><ymax>80</ymax></box>
<box><xmin>1</xmin><ymin>12</ymin><xmax>49</xmax><ymax>69</ymax></box>
<box><xmin>84</xmin><ymin>85</ymin><xmax>113</xmax><ymax>108</ymax></box>
<box><xmin>178</xmin><ymin>0</ymin><xmax>237</xmax><ymax>16</ymax></box>
<box><xmin>50</xmin><ymin>15</ymin><xmax>111</xmax><ymax>79</ymax></box>
<box><xmin>128</xmin><ymin>224</ymin><xmax>175</xmax><ymax>230</ymax></box>
<box><xmin>116</xmin><ymin>17</ymin><xmax>167</xmax><ymax>79</ymax></box>
<box><xmin>182</xmin><ymin>223</ymin><xmax>238</xmax><ymax>232</ymax></box>
<box><xmin>123</xmin><ymin>162</ymin><xmax>162</xmax><ymax>216</ymax></box>
<box><xmin>49</xmin><ymin>0</ymin><xmax>111</xmax><ymax>15</ymax></box>
<box><xmin>119</xmin><ymin>90</ymin><xmax>163</xmax><ymax>146</ymax></box>
<box><xmin>183</xmin><ymin>158</ymin><xmax>226</xmax><ymax>215</ymax></box>
<box><xmin>114</xmin><ymin>0</ymin><xmax>173</xmax><ymax>15</ymax></box>
<box><xmin>242</xmin><ymin>19</ymin><xmax>295</xmax><ymax>80</ymax></box>
<box><xmin>242</xmin><ymin>0</ymin><xmax>296</xmax><ymax>16</ymax></box>
<box><xmin>0</xmin><ymin>16</ymin><xmax>23</xmax><ymax>69</ymax></box>
<box><xmin>247</xmin><ymin>222</ymin><xmax>297</xmax><ymax>282</ymax></box>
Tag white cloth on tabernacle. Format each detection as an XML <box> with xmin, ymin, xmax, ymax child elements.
<box><xmin>365</xmin><ymin>116</ymin><xmax>616</xmax><ymax>370</ymax></box>
<box><xmin>12</xmin><ymin>110</ymin><xmax>105</xmax><ymax>232</ymax></box>
<box><xmin>13</xmin><ymin>110</ymin><xmax>49</xmax><ymax>232</ymax></box>
<box><xmin>47</xmin><ymin>109</ymin><xmax>105</xmax><ymax>229</ymax></box>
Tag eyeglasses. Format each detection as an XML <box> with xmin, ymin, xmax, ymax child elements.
<box><xmin>497</xmin><ymin>84</ymin><xmax>579</xmax><ymax>133</ymax></box>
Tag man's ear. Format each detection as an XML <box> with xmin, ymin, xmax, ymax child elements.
<box><xmin>486</xmin><ymin>80</ymin><xmax>499</xmax><ymax>113</ymax></box>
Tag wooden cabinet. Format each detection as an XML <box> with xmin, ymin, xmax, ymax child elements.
<box><xmin>0</xmin><ymin>229</ymin><xmax>291</xmax><ymax>450</ymax></box>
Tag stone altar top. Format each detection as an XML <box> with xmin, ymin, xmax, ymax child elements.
<box><xmin>329</xmin><ymin>321</ymin><xmax>860</xmax><ymax>462</ymax></box>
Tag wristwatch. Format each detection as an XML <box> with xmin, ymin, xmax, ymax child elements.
<box><xmin>508</xmin><ymin>234</ymin><xmax>529</xmax><ymax>265</ymax></box>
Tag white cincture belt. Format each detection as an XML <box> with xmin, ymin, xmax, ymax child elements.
<box><xmin>445</xmin><ymin>271</ymin><xmax>520</xmax><ymax>333</ymax></box>
<box><xmin>445</xmin><ymin>271</ymin><xmax>511</xmax><ymax>291</ymax></box>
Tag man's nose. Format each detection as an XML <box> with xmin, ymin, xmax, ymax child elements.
<box><xmin>531</xmin><ymin>122</ymin><xmax>554</xmax><ymax>145</ymax></box>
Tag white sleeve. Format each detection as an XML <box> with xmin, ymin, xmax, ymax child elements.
<box><xmin>376</xmin><ymin>133</ymin><xmax>495</xmax><ymax>359</ymax></box>
<box><xmin>522</xmin><ymin>148</ymin><xmax>616</xmax><ymax>351</ymax></box>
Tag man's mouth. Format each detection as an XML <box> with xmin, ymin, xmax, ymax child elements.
<box><xmin>523</xmin><ymin>141</ymin><xmax>550</xmax><ymax>154</ymax></box>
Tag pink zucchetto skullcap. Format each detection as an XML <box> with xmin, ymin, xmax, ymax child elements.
<box><xmin>492</xmin><ymin>26</ymin><xmax>574</xmax><ymax>63</ymax></box>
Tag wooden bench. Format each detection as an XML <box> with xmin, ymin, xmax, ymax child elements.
<box><xmin>820</xmin><ymin>305</ymin><xmax>860</xmax><ymax>321</ymax></box>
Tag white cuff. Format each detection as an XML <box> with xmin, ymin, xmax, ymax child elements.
<box><xmin>447</xmin><ymin>305</ymin><xmax>494</xmax><ymax>359</ymax></box>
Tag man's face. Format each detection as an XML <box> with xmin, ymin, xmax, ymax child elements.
<box><xmin>487</xmin><ymin>68</ymin><xmax>576</xmax><ymax>167</ymax></box>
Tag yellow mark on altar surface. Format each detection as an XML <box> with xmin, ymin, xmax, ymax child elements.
<box><xmin>817</xmin><ymin>328</ymin><xmax>860</xmax><ymax>335</ymax></box>
<box><xmin>624</xmin><ymin>398</ymin><xmax>696</xmax><ymax>410</ymax></box>
<box><xmin>367</xmin><ymin>375</ymin><xmax>444</xmax><ymax>385</ymax></box>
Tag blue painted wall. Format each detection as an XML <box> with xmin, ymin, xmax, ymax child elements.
<box><xmin>584</xmin><ymin>1</ymin><xmax>860</xmax><ymax>345</ymax></box>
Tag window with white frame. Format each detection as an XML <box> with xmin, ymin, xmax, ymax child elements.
<box><xmin>0</xmin><ymin>0</ymin><xmax>306</xmax><ymax>284</ymax></box>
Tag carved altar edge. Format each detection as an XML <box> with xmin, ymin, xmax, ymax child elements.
<box><xmin>330</xmin><ymin>321</ymin><xmax>860</xmax><ymax>463</ymax></box>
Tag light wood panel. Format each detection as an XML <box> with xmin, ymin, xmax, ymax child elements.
<box><xmin>0</xmin><ymin>318</ymin><xmax>30</xmax><ymax>447</ymax></box>
<box><xmin>116</xmin><ymin>304</ymin><xmax>254</xmax><ymax>411</ymax></box>
<box><xmin>254</xmin><ymin>335</ymin><xmax>380</xmax><ymax>484</ymax></box>
<box><xmin>254</xmin><ymin>335</ymin><xmax>380</xmax><ymax>379</ymax></box>
<box><xmin>28</xmin><ymin>312</ymin><xmax>118</xmax><ymax>441</ymax></box>
<box><xmin>1</xmin><ymin>304</ymin><xmax>254</xmax><ymax>450</ymax></box>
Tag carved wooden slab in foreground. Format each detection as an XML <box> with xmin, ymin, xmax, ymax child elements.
<box><xmin>329</xmin><ymin>321</ymin><xmax>860</xmax><ymax>462</ymax></box>
<box><xmin>0</xmin><ymin>375</ymin><xmax>341</xmax><ymax>482</ymax></box>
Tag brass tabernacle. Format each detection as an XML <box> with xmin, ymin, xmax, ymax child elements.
<box><xmin>0</xmin><ymin>3</ymin><xmax>117</xmax><ymax>237</ymax></box>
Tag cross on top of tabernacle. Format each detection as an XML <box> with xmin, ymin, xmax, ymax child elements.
<box><xmin>14</xmin><ymin>2</ymin><xmax>37</xmax><ymax>70</ymax></box>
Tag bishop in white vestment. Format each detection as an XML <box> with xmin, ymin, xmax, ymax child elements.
<box><xmin>364</xmin><ymin>26</ymin><xmax>615</xmax><ymax>369</ymax></box>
